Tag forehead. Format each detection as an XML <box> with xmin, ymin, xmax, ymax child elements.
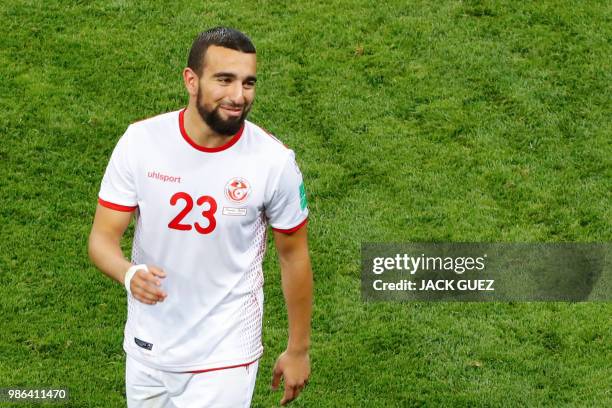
<box><xmin>202</xmin><ymin>45</ymin><xmax>256</xmax><ymax>77</ymax></box>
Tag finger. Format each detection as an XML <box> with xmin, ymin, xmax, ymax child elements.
<box><xmin>135</xmin><ymin>273</ymin><xmax>167</xmax><ymax>299</ymax></box>
<box><xmin>271</xmin><ymin>365</ymin><xmax>282</xmax><ymax>390</ymax></box>
<box><xmin>133</xmin><ymin>274</ymin><xmax>158</xmax><ymax>291</ymax></box>
<box><xmin>139</xmin><ymin>270</ymin><xmax>163</xmax><ymax>286</ymax></box>
<box><xmin>293</xmin><ymin>387</ymin><xmax>304</xmax><ymax>399</ymax></box>
<box><xmin>293</xmin><ymin>385</ymin><xmax>303</xmax><ymax>400</ymax></box>
<box><xmin>133</xmin><ymin>290</ymin><xmax>157</xmax><ymax>305</ymax></box>
<box><xmin>280</xmin><ymin>385</ymin><xmax>296</xmax><ymax>406</ymax></box>
<box><xmin>134</xmin><ymin>278</ymin><xmax>166</xmax><ymax>299</ymax></box>
<box><xmin>134</xmin><ymin>287</ymin><xmax>161</xmax><ymax>303</ymax></box>
<box><xmin>143</xmin><ymin>286</ymin><xmax>167</xmax><ymax>301</ymax></box>
<box><xmin>148</xmin><ymin>265</ymin><xmax>167</xmax><ymax>278</ymax></box>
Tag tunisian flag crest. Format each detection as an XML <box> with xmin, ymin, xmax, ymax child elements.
<box><xmin>225</xmin><ymin>177</ymin><xmax>251</xmax><ymax>204</ymax></box>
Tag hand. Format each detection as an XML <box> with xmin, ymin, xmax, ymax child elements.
<box><xmin>128</xmin><ymin>265</ymin><xmax>167</xmax><ymax>305</ymax></box>
<box><xmin>271</xmin><ymin>349</ymin><xmax>310</xmax><ymax>406</ymax></box>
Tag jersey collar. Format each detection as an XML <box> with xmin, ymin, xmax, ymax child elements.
<box><xmin>179</xmin><ymin>108</ymin><xmax>244</xmax><ymax>153</ymax></box>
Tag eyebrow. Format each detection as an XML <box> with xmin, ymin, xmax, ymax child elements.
<box><xmin>212</xmin><ymin>72</ymin><xmax>257</xmax><ymax>82</ymax></box>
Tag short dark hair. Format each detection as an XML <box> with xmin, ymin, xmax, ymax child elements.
<box><xmin>187</xmin><ymin>27</ymin><xmax>256</xmax><ymax>75</ymax></box>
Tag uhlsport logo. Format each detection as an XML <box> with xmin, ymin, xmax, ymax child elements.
<box><xmin>225</xmin><ymin>177</ymin><xmax>251</xmax><ymax>204</ymax></box>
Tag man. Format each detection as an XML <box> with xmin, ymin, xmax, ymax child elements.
<box><xmin>88</xmin><ymin>27</ymin><xmax>312</xmax><ymax>407</ymax></box>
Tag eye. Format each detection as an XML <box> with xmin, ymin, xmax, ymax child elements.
<box><xmin>218</xmin><ymin>77</ymin><xmax>232</xmax><ymax>84</ymax></box>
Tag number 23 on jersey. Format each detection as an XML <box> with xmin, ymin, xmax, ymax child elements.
<box><xmin>168</xmin><ymin>192</ymin><xmax>217</xmax><ymax>234</ymax></box>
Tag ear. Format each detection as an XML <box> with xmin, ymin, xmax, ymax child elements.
<box><xmin>183</xmin><ymin>67</ymin><xmax>199</xmax><ymax>97</ymax></box>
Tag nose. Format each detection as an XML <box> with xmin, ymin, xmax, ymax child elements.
<box><xmin>228</xmin><ymin>82</ymin><xmax>245</xmax><ymax>106</ymax></box>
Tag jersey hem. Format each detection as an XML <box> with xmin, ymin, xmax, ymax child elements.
<box><xmin>272</xmin><ymin>217</ymin><xmax>308</xmax><ymax>234</ymax></box>
<box><xmin>123</xmin><ymin>347</ymin><xmax>264</xmax><ymax>373</ymax></box>
<box><xmin>98</xmin><ymin>197</ymin><xmax>137</xmax><ymax>212</ymax></box>
<box><xmin>186</xmin><ymin>357</ymin><xmax>260</xmax><ymax>374</ymax></box>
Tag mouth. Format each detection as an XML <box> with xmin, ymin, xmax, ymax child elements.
<box><xmin>220</xmin><ymin>105</ymin><xmax>243</xmax><ymax>118</ymax></box>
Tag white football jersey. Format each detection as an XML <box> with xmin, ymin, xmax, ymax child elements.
<box><xmin>98</xmin><ymin>109</ymin><xmax>308</xmax><ymax>372</ymax></box>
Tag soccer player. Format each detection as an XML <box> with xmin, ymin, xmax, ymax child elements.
<box><xmin>88</xmin><ymin>27</ymin><xmax>312</xmax><ymax>407</ymax></box>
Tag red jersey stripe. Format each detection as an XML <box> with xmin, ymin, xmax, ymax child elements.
<box><xmin>187</xmin><ymin>358</ymin><xmax>258</xmax><ymax>374</ymax></box>
<box><xmin>272</xmin><ymin>218</ymin><xmax>308</xmax><ymax>234</ymax></box>
<box><xmin>98</xmin><ymin>198</ymin><xmax>137</xmax><ymax>212</ymax></box>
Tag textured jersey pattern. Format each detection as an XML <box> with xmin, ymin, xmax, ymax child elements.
<box><xmin>126</xmin><ymin>210</ymin><xmax>144</xmax><ymax>345</ymax></box>
<box><xmin>239</xmin><ymin>213</ymin><xmax>267</xmax><ymax>358</ymax></box>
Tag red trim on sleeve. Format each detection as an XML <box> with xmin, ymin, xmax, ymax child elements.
<box><xmin>187</xmin><ymin>358</ymin><xmax>258</xmax><ymax>374</ymax></box>
<box><xmin>272</xmin><ymin>218</ymin><xmax>308</xmax><ymax>234</ymax></box>
<box><xmin>98</xmin><ymin>198</ymin><xmax>137</xmax><ymax>212</ymax></box>
<box><xmin>179</xmin><ymin>108</ymin><xmax>244</xmax><ymax>153</ymax></box>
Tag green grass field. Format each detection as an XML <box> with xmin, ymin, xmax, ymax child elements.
<box><xmin>1</xmin><ymin>0</ymin><xmax>610</xmax><ymax>406</ymax></box>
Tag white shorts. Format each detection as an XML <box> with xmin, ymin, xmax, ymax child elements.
<box><xmin>125</xmin><ymin>355</ymin><xmax>259</xmax><ymax>408</ymax></box>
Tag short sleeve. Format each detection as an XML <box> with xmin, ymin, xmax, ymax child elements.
<box><xmin>265</xmin><ymin>151</ymin><xmax>309</xmax><ymax>233</ymax></box>
<box><xmin>98</xmin><ymin>127</ymin><xmax>138</xmax><ymax>211</ymax></box>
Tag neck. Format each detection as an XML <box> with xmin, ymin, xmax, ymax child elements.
<box><xmin>183</xmin><ymin>105</ymin><xmax>233</xmax><ymax>149</ymax></box>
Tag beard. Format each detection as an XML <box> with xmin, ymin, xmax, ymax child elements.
<box><xmin>196</xmin><ymin>89</ymin><xmax>251</xmax><ymax>136</ymax></box>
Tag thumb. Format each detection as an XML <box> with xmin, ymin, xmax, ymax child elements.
<box><xmin>271</xmin><ymin>363</ymin><xmax>283</xmax><ymax>390</ymax></box>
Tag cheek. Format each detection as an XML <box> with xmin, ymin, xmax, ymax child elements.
<box><xmin>199</xmin><ymin>84</ymin><xmax>226</xmax><ymax>105</ymax></box>
<box><xmin>245</xmin><ymin>89</ymin><xmax>256</xmax><ymax>104</ymax></box>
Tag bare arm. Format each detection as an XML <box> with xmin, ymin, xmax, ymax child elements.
<box><xmin>88</xmin><ymin>204</ymin><xmax>166</xmax><ymax>304</ymax></box>
<box><xmin>270</xmin><ymin>224</ymin><xmax>313</xmax><ymax>405</ymax></box>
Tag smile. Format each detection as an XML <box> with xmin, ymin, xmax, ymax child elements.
<box><xmin>220</xmin><ymin>106</ymin><xmax>243</xmax><ymax>117</ymax></box>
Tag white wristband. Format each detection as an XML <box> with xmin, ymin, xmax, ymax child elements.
<box><xmin>125</xmin><ymin>264</ymin><xmax>148</xmax><ymax>295</ymax></box>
